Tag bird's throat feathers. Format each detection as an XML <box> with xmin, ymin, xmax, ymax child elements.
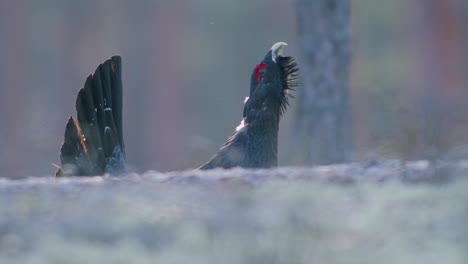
<box><xmin>278</xmin><ymin>56</ymin><xmax>299</xmax><ymax>116</ymax></box>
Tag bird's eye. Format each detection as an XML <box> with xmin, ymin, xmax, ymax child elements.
<box><xmin>254</xmin><ymin>62</ymin><xmax>266</xmax><ymax>81</ymax></box>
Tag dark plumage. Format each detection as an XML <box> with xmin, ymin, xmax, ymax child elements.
<box><xmin>56</xmin><ymin>43</ymin><xmax>297</xmax><ymax>176</ymax></box>
<box><xmin>56</xmin><ymin>56</ymin><xmax>126</xmax><ymax>176</ymax></box>
<box><xmin>200</xmin><ymin>42</ymin><xmax>299</xmax><ymax>169</ymax></box>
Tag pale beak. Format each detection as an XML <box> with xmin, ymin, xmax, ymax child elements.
<box><xmin>271</xmin><ymin>42</ymin><xmax>288</xmax><ymax>63</ymax></box>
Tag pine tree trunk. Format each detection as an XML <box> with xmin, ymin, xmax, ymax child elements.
<box><xmin>294</xmin><ymin>0</ymin><xmax>352</xmax><ymax>165</ymax></box>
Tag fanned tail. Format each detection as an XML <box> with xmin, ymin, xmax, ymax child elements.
<box><xmin>56</xmin><ymin>56</ymin><xmax>126</xmax><ymax>176</ymax></box>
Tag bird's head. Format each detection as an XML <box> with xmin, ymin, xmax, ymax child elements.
<box><xmin>246</xmin><ymin>42</ymin><xmax>298</xmax><ymax>120</ymax></box>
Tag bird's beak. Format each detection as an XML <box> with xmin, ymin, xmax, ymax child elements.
<box><xmin>271</xmin><ymin>42</ymin><xmax>288</xmax><ymax>63</ymax></box>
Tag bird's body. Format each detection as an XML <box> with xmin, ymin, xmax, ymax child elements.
<box><xmin>200</xmin><ymin>42</ymin><xmax>298</xmax><ymax>169</ymax></box>
<box><xmin>56</xmin><ymin>43</ymin><xmax>297</xmax><ymax>176</ymax></box>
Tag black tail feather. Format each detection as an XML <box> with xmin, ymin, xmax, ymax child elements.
<box><xmin>57</xmin><ymin>56</ymin><xmax>126</xmax><ymax>176</ymax></box>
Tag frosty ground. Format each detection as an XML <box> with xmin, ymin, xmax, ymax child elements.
<box><xmin>0</xmin><ymin>162</ymin><xmax>467</xmax><ymax>264</ymax></box>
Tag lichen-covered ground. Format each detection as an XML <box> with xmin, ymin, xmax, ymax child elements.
<box><xmin>0</xmin><ymin>164</ymin><xmax>467</xmax><ymax>264</ymax></box>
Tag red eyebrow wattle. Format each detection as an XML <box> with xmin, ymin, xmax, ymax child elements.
<box><xmin>254</xmin><ymin>62</ymin><xmax>266</xmax><ymax>81</ymax></box>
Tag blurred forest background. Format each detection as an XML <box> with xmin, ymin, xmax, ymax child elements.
<box><xmin>0</xmin><ymin>0</ymin><xmax>467</xmax><ymax>178</ymax></box>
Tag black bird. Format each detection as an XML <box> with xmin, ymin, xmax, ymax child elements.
<box><xmin>56</xmin><ymin>43</ymin><xmax>298</xmax><ymax>176</ymax></box>
<box><xmin>199</xmin><ymin>42</ymin><xmax>298</xmax><ymax>169</ymax></box>
<box><xmin>56</xmin><ymin>56</ymin><xmax>125</xmax><ymax>176</ymax></box>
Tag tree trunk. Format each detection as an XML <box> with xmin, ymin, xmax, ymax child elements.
<box><xmin>294</xmin><ymin>0</ymin><xmax>352</xmax><ymax>165</ymax></box>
